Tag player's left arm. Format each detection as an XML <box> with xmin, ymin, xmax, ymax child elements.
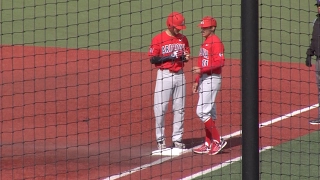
<box><xmin>182</xmin><ymin>37</ymin><xmax>191</xmax><ymax>61</ymax></box>
<box><xmin>307</xmin><ymin>19</ymin><xmax>318</xmax><ymax>56</ymax></box>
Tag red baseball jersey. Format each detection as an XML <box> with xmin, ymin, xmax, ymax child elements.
<box><xmin>148</xmin><ymin>31</ymin><xmax>190</xmax><ymax>72</ymax></box>
<box><xmin>195</xmin><ymin>34</ymin><xmax>225</xmax><ymax>82</ymax></box>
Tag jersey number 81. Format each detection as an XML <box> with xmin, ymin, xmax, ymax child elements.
<box><xmin>202</xmin><ymin>59</ymin><xmax>208</xmax><ymax>67</ymax></box>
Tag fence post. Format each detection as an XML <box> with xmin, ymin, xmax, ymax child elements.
<box><xmin>241</xmin><ymin>0</ymin><xmax>259</xmax><ymax>179</ymax></box>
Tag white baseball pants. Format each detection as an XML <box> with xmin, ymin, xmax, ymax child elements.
<box><xmin>154</xmin><ymin>69</ymin><xmax>185</xmax><ymax>142</ymax></box>
<box><xmin>197</xmin><ymin>73</ymin><xmax>221</xmax><ymax>122</ymax></box>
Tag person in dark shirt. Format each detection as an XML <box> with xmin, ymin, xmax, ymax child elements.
<box><xmin>306</xmin><ymin>0</ymin><xmax>320</xmax><ymax>125</ymax></box>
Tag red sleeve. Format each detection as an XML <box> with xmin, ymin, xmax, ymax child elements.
<box><xmin>182</xmin><ymin>36</ymin><xmax>190</xmax><ymax>54</ymax></box>
<box><xmin>200</xmin><ymin>39</ymin><xmax>225</xmax><ymax>74</ymax></box>
<box><xmin>148</xmin><ymin>36</ymin><xmax>161</xmax><ymax>57</ymax></box>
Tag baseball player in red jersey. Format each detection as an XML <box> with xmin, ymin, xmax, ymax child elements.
<box><xmin>148</xmin><ymin>12</ymin><xmax>190</xmax><ymax>150</ymax></box>
<box><xmin>192</xmin><ymin>16</ymin><xmax>227</xmax><ymax>155</ymax></box>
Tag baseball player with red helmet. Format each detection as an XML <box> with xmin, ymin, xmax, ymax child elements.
<box><xmin>148</xmin><ymin>12</ymin><xmax>190</xmax><ymax>150</ymax></box>
<box><xmin>192</xmin><ymin>16</ymin><xmax>227</xmax><ymax>155</ymax></box>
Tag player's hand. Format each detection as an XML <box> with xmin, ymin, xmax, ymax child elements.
<box><xmin>192</xmin><ymin>66</ymin><xmax>201</xmax><ymax>74</ymax></box>
<box><xmin>306</xmin><ymin>56</ymin><xmax>312</xmax><ymax>67</ymax></box>
<box><xmin>193</xmin><ymin>82</ymin><xmax>199</xmax><ymax>93</ymax></box>
<box><xmin>184</xmin><ymin>52</ymin><xmax>190</xmax><ymax>61</ymax></box>
<box><xmin>180</xmin><ymin>51</ymin><xmax>190</xmax><ymax>62</ymax></box>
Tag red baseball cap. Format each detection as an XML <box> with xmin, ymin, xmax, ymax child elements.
<box><xmin>198</xmin><ymin>16</ymin><xmax>217</xmax><ymax>28</ymax></box>
<box><xmin>166</xmin><ymin>12</ymin><xmax>186</xmax><ymax>30</ymax></box>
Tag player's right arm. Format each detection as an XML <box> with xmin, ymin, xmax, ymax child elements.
<box><xmin>150</xmin><ymin>53</ymin><xmax>181</xmax><ymax>64</ymax></box>
<box><xmin>192</xmin><ymin>46</ymin><xmax>203</xmax><ymax>84</ymax></box>
<box><xmin>149</xmin><ymin>36</ymin><xmax>161</xmax><ymax>64</ymax></box>
<box><xmin>149</xmin><ymin>37</ymin><xmax>174</xmax><ymax>64</ymax></box>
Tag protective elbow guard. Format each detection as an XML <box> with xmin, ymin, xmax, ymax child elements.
<box><xmin>150</xmin><ymin>56</ymin><xmax>174</xmax><ymax>64</ymax></box>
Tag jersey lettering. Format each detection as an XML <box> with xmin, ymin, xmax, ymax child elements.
<box><xmin>199</xmin><ymin>48</ymin><xmax>208</xmax><ymax>59</ymax></box>
<box><xmin>165</xmin><ymin>45</ymin><xmax>169</xmax><ymax>53</ymax></box>
<box><xmin>162</xmin><ymin>43</ymin><xmax>185</xmax><ymax>54</ymax></box>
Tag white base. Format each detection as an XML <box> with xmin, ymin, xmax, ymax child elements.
<box><xmin>151</xmin><ymin>147</ymin><xmax>189</xmax><ymax>156</ymax></box>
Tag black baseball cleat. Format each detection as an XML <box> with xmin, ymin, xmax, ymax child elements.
<box><xmin>309</xmin><ymin>119</ymin><xmax>320</xmax><ymax>125</ymax></box>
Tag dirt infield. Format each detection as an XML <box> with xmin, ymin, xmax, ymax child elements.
<box><xmin>0</xmin><ymin>45</ymin><xmax>319</xmax><ymax>179</ymax></box>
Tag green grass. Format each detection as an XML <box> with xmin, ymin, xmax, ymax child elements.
<box><xmin>192</xmin><ymin>130</ymin><xmax>320</xmax><ymax>180</ymax></box>
<box><xmin>0</xmin><ymin>0</ymin><xmax>317</xmax><ymax>61</ymax></box>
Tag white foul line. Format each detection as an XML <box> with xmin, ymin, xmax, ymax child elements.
<box><xmin>105</xmin><ymin>157</ymin><xmax>173</xmax><ymax>180</ymax></box>
<box><xmin>259</xmin><ymin>103</ymin><xmax>318</xmax><ymax>127</ymax></box>
<box><xmin>104</xmin><ymin>103</ymin><xmax>318</xmax><ymax>180</ymax></box>
<box><xmin>181</xmin><ymin>146</ymin><xmax>273</xmax><ymax>180</ymax></box>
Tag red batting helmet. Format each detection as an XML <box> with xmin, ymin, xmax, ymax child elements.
<box><xmin>166</xmin><ymin>12</ymin><xmax>186</xmax><ymax>30</ymax></box>
<box><xmin>198</xmin><ymin>16</ymin><xmax>217</xmax><ymax>28</ymax></box>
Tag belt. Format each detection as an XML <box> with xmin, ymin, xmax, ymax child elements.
<box><xmin>203</xmin><ymin>72</ymin><xmax>213</xmax><ymax>76</ymax></box>
<box><xmin>203</xmin><ymin>72</ymin><xmax>220</xmax><ymax>76</ymax></box>
<box><xmin>160</xmin><ymin>69</ymin><xmax>179</xmax><ymax>73</ymax></box>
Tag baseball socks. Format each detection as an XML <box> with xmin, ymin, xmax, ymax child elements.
<box><xmin>204</xmin><ymin>118</ymin><xmax>221</xmax><ymax>145</ymax></box>
<box><xmin>194</xmin><ymin>118</ymin><xmax>222</xmax><ymax>154</ymax></box>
